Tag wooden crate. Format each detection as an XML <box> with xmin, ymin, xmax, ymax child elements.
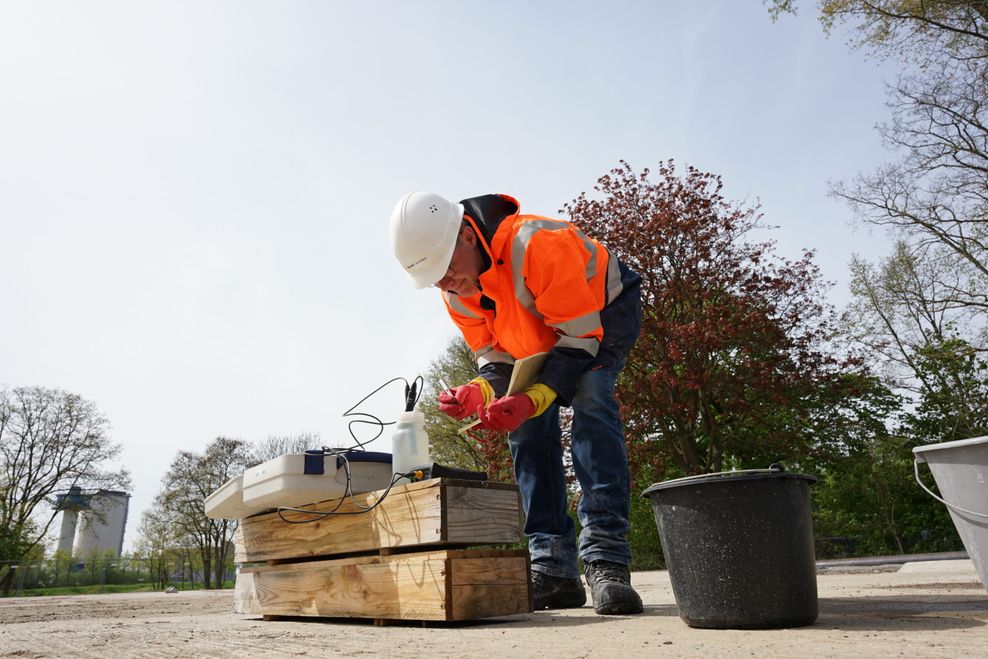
<box><xmin>235</xmin><ymin>478</ymin><xmax>524</xmax><ymax>563</ymax></box>
<box><xmin>236</xmin><ymin>548</ymin><xmax>531</xmax><ymax>622</ymax></box>
<box><xmin>233</xmin><ymin>478</ymin><xmax>532</xmax><ymax>622</ymax></box>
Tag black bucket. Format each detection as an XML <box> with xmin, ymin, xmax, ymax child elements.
<box><xmin>641</xmin><ymin>465</ymin><xmax>818</xmax><ymax>629</ymax></box>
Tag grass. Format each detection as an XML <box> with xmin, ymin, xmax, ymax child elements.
<box><xmin>11</xmin><ymin>580</ymin><xmax>235</xmax><ymax>598</ymax></box>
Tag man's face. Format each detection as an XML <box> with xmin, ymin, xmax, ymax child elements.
<box><xmin>436</xmin><ymin>226</ymin><xmax>483</xmax><ymax>297</ymax></box>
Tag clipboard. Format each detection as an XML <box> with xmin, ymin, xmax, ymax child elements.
<box><xmin>458</xmin><ymin>352</ymin><xmax>549</xmax><ymax>434</ymax></box>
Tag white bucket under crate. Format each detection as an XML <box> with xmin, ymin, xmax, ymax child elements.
<box><xmin>913</xmin><ymin>435</ymin><xmax>988</xmax><ymax>594</ymax></box>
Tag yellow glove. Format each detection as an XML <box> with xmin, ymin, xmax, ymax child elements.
<box><xmin>522</xmin><ymin>383</ymin><xmax>557</xmax><ymax>417</ymax></box>
<box><xmin>468</xmin><ymin>377</ymin><xmax>496</xmax><ymax>406</ymax></box>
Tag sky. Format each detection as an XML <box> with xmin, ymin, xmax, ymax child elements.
<box><xmin>0</xmin><ymin>0</ymin><xmax>900</xmax><ymax>552</ymax></box>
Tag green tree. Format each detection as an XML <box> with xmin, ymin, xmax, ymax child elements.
<box><xmin>812</xmin><ymin>432</ymin><xmax>962</xmax><ymax>556</ymax></box>
<box><xmin>804</xmin><ymin>347</ymin><xmax>981</xmax><ymax>556</ymax></box>
<box><xmin>902</xmin><ymin>336</ymin><xmax>988</xmax><ymax>443</ymax></box>
<box><xmin>804</xmin><ymin>374</ymin><xmax>907</xmax><ymax>554</ymax></box>
<box><xmin>0</xmin><ymin>386</ymin><xmax>129</xmax><ymax>595</ymax></box>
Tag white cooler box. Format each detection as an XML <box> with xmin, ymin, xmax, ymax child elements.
<box><xmin>205</xmin><ymin>451</ymin><xmax>393</xmax><ymax>520</ymax></box>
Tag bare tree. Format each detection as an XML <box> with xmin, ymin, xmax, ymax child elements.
<box><xmin>844</xmin><ymin>242</ymin><xmax>986</xmax><ymax>386</ymax></box>
<box><xmin>834</xmin><ymin>59</ymin><xmax>988</xmax><ymax>320</ymax></box>
<box><xmin>770</xmin><ymin>3</ymin><xmax>988</xmax><ymax>416</ymax></box>
<box><xmin>155</xmin><ymin>437</ymin><xmax>251</xmax><ymax>589</ymax></box>
<box><xmin>0</xmin><ymin>386</ymin><xmax>129</xmax><ymax>595</ymax></box>
<box><xmin>134</xmin><ymin>506</ymin><xmax>175</xmax><ymax>590</ymax></box>
<box><xmin>251</xmin><ymin>432</ymin><xmax>322</xmax><ymax>465</ymax></box>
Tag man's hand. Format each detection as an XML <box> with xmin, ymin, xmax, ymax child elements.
<box><xmin>479</xmin><ymin>393</ymin><xmax>536</xmax><ymax>432</ymax></box>
<box><xmin>438</xmin><ymin>384</ymin><xmax>485</xmax><ymax>420</ymax></box>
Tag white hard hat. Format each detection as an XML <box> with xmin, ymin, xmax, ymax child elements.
<box><xmin>389</xmin><ymin>191</ymin><xmax>464</xmax><ymax>288</ymax></box>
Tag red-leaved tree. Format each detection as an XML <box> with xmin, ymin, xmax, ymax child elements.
<box><xmin>565</xmin><ymin>161</ymin><xmax>857</xmax><ymax>482</ymax></box>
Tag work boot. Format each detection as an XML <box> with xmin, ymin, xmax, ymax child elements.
<box><xmin>531</xmin><ymin>570</ymin><xmax>587</xmax><ymax>610</ymax></box>
<box><xmin>584</xmin><ymin>560</ymin><xmax>644</xmax><ymax>615</ymax></box>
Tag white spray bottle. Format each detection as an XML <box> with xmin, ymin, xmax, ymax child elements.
<box><xmin>391</xmin><ymin>380</ymin><xmax>430</xmax><ymax>485</ymax></box>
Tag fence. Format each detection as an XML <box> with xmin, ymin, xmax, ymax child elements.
<box><xmin>0</xmin><ymin>555</ymin><xmax>236</xmax><ymax>597</ymax></box>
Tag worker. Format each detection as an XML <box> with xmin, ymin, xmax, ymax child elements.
<box><xmin>389</xmin><ymin>192</ymin><xmax>644</xmax><ymax>615</ymax></box>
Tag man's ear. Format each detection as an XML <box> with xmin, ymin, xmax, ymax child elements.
<box><xmin>461</xmin><ymin>224</ymin><xmax>477</xmax><ymax>246</ymax></box>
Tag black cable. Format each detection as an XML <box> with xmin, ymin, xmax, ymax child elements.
<box><xmin>342</xmin><ymin>375</ymin><xmax>423</xmax><ymax>449</ymax></box>
<box><xmin>278</xmin><ymin>375</ymin><xmax>425</xmax><ymax>524</ymax></box>
<box><xmin>272</xmin><ymin>375</ymin><xmax>428</xmax><ymax>525</ymax></box>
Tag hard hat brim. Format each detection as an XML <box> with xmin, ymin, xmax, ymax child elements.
<box><xmin>408</xmin><ymin>234</ymin><xmax>458</xmax><ymax>288</ymax></box>
<box><xmin>405</xmin><ymin>202</ymin><xmax>463</xmax><ymax>288</ymax></box>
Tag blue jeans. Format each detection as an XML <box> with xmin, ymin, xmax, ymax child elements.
<box><xmin>508</xmin><ymin>360</ymin><xmax>632</xmax><ymax>578</ymax></box>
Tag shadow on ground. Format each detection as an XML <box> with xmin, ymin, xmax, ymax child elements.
<box><xmin>452</xmin><ymin>594</ymin><xmax>988</xmax><ymax>631</ymax></box>
<box><xmin>814</xmin><ymin>594</ymin><xmax>988</xmax><ymax>631</ymax></box>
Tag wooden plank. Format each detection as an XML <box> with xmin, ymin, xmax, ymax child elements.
<box><xmin>238</xmin><ymin>548</ymin><xmax>531</xmax><ymax>622</ymax></box>
<box><xmin>235</xmin><ymin>480</ymin><xmax>444</xmax><ymax>563</ymax></box>
<box><xmin>449</xmin><ymin>557</ymin><xmax>529</xmax><ymax>585</ymax></box>
<box><xmin>235</xmin><ymin>478</ymin><xmax>523</xmax><ymax>563</ymax></box>
<box><xmin>449</xmin><ymin>555</ymin><xmax>533</xmax><ymax>620</ymax></box>
<box><xmin>252</xmin><ymin>557</ymin><xmax>448</xmax><ymax>620</ymax></box>
<box><xmin>444</xmin><ymin>485</ymin><xmax>525</xmax><ymax>545</ymax></box>
<box><xmin>450</xmin><ymin>583</ymin><xmax>532</xmax><ymax>620</ymax></box>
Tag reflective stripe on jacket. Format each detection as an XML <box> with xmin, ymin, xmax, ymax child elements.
<box><xmin>443</xmin><ymin>194</ymin><xmax>642</xmax><ymax>405</ymax></box>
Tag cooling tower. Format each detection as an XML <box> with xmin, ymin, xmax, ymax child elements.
<box><xmin>56</xmin><ymin>509</ymin><xmax>78</xmax><ymax>555</ymax></box>
<box><xmin>54</xmin><ymin>486</ymin><xmax>87</xmax><ymax>555</ymax></box>
<box><xmin>72</xmin><ymin>490</ymin><xmax>130</xmax><ymax>558</ymax></box>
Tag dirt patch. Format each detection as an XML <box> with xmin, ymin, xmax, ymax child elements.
<box><xmin>1</xmin><ymin>568</ymin><xmax>986</xmax><ymax>658</ymax></box>
<box><xmin>0</xmin><ymin>591</ymin><xmax>230</xmax><ymax>625</ymax></box>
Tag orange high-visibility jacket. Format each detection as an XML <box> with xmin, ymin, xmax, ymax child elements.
<box><xmin>443</xmin><ymin>194</ymin><xmax>641</xmax><ymax>405</ymax></box>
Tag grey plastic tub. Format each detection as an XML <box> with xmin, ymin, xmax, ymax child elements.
<box><xmin>914</xmin><ymin>435</ymin><xmax>988</xmax><ymax>594</ymax></box>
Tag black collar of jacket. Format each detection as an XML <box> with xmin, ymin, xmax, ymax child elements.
<box><xmin>459</xmin><ymin>194</ymin><xmax>518</xmax><ymax>274</ymax></box>
<box><xmin>460</xmin><ymin>194</ymin><xmax>518</xmax><ymax>311</ymax></box>
<box><xmin>459</xmin><ymin>194</ymin><xmax>519</xmax><ymax>241</ymax></box>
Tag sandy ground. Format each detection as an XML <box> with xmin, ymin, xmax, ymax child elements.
<box><xmin>1</xmin><ymin>560</ymin><xmax>986</xmax><ymax>658</ymax></box>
